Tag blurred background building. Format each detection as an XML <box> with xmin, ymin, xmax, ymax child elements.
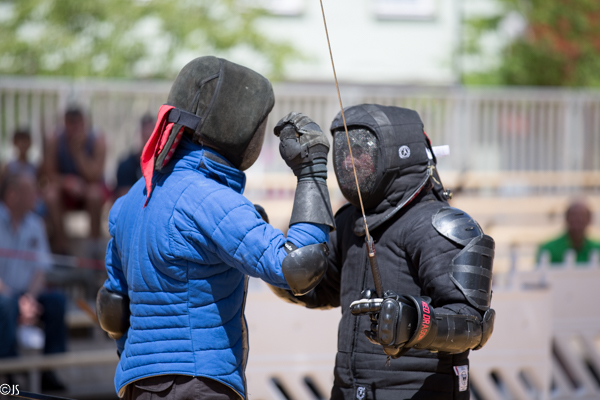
<box><xmin>257</xmin><ymin>0</ymin><xmax>461</xmax><ymax>84</ymax></box>
<box><xmin>0</xmin><ymin>0</ymin><xmax>599</xmax><ymax>399</ymax></box>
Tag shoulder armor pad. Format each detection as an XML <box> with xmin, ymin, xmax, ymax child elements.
<box><xmin>432</xmin><ymin>207</ymin><xmax>483</xmax><ymax>246</ymax></box>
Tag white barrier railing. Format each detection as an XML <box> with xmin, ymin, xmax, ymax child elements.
<box><xmin>244</xmin><ymin>279</ymin><xmax>337</xmax><ymax>400</ymax></box>
<box><xmin>515</xmin><ymin>259</ymin><xmax>600</xmax><ymax>400</ymax></box>
<box><xmin>244</xmin><ymin>261</ymin><xmax>600</xmax><ymax>400</ymax></box>
<box><xmin>1</xmin><ymin>78</ymin><xmax>600</xmax><ymax>187</ymax></box>
<box><xmin>468</xmin><ymin>288</ymin><xmax>552</xmax><ymax>400</ymax></box>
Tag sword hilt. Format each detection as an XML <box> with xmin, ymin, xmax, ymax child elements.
<box><xmin>366</xmin><ymin>236</ymin><xmax>383</xmax><ymax>298</ymax></box>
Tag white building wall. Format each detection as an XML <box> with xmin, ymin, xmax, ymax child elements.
<box><xmin>257</xmin><ymin>0</ymin><xmax>463</xmax><ymax>85</ymax></box>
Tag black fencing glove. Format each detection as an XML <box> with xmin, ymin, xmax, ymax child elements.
<box><xmin>350</xmin><ymin>289</ymin><xmax>437</xmax><ymax>358</ymax></box>
<box><xmin>273</xmin><ymin>112</ymin><xmax>335</xmax><ymax>231</ymax></box>
<box><xmin>274</xmin><ymin>112</ymin><xmax>330</xmax><ymax>183</ymax></box>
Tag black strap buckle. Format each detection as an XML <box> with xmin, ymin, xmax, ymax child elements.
<box><xmin>283</xmin><ymin>241</ymin><xmax>298</xmax><ymax>255</ymax></box>
<box><xmin>167</xmin><ymin>107</ymin><xmax>202</xmax><ymax>131</ymax></box>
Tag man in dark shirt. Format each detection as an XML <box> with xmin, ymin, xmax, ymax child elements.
<box><xmin>114</xmin><ymin>114</ymin><xmax>155</xmax><ymax>198</ymax></box>
<box><xmin>42</xmin><ymin>107</ymin><xmax>107</xmax><ymax>254</ymax></box>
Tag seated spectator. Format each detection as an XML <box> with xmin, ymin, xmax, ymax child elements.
<box><xmin>537</xmin><ymin>199</ymin><xmax>600</xmax><ymax>264</ymax></box>
<box><xmin>5</xmin><ymin>128</ymin><xmax>37</xmax><ymax>178</ymax></box>
<box><xmin>41</xmin><ymin>107</ymin><xmax>107</xmax><ymax>254</ymax></box>
<box><xmin>4</xmin><ymin>128</ymin><xmax>47</xmax><ymax>217</ymax></box>
<box><xmin>0</xmin><ymin>171</ymin><xmax>67</xmax><ymax>391</ymax></box>
<box><xmin>114</xmin><ymin>114</ymin><xmax>154</xmax><ymax>198</ymax></box>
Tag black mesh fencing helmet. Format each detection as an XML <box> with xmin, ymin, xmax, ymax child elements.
<box><xmin>331</xmin><ymin>104</ymin><xmax>447</xmax><ymax>232</ymax></box>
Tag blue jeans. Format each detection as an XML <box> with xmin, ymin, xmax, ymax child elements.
<box><xmin>0</xmin><ymin>295</ymin><xmax>18</xmax><ymax>358</ymax></box>
<box><xmin>0</xmin><ymin>292</ymin><xmax>67</xmax><ymax>357</ymax></box>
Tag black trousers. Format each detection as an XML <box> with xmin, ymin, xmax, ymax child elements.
<box><xmin>125</xmin><ymin>375</ymin><xmax>240</xmax><ymax>400</ymax></box>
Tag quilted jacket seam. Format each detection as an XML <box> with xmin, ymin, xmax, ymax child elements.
<box><xmin>168</xmin><ymin>169</ymin><xmax>226</xmax><ymax>259</ymax></box>
<box><xmin>167</xmin><ymin>174</ymin><xmax>206</xmax><ymax>259</ymax></box>
<box><xmin>210</xmin><ymin>203</ymin><xmax>247</xmax><ymax>258</ymax></box>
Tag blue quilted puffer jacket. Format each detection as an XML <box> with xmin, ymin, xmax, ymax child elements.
<box><xmin>104</xmin><ymin>137</ymin><xmax>328</xmax><ymax>398</ymax></box>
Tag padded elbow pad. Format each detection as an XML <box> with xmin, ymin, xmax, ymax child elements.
<box><xmin>268</xmin><ymin>285</ymin><xmax>302</xmax><ymax>305</ymax></box>
<box><xmin>426</xmin><ymin>309</ymin><xmax>497</xmax><ymax>353</ymax></box>
<box><xmin>281</xmin><ymin>242</ymin><xmax>329</xmax><ymax>296</ymax></box>
<box><xmin>96</xmin><ymin>286</ymin><xmax>130</xmax><ymax>340</ymax></box>
<box><xmin>427</xmin><ymin>312</ymin><xmax>483</xmax><ymax>353</ymax></box>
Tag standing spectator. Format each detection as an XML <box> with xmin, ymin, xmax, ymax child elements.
<box><xmin>0</xmin><ymin>171</ymin><xmax>67</xmax><ymax>391</ymax></box>
<box><xmin>114</xmin><ymin>114</ymin><xmax>155</xmax><ymax>198</ymax></box>
<box><xmin>538</xmin><ymin>199</ymin><xmax>600</xmax><ymax>264</ymax></box>
<box><xmin>42</xmin><ymin>107</ymin><xmax>107</xmax><ymax>254</ymax></box>
<box><xmin>5</xmin><ymin>128</ymin><xmax>38</xmax><ymax>178</ymax></box>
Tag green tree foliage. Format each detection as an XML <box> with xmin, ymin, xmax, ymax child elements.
<box><xmin>0</xmin><ymin>0</ymin><xmax>295</xmax><ymax>79</ymax></box>
<box><xmin>463</xmin><ymin>0</ymin><xmax>600</xmax><ymax>86</ymax></box>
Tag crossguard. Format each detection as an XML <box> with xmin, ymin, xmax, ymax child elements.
<box><xmin>350</xmin><ymin>297</ymin><xmax>383</xmax><ymax>315</ymax></box>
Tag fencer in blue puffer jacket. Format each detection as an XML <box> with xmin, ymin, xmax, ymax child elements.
<box><xmin>98</xmin><ymin>57</ymin><xmax>336</xmax><ymax>399</ymax></box>
<box><xmin>104</xmin><ymin>138</ymin><xmax>328</xmax><ymax>397</ymax></box>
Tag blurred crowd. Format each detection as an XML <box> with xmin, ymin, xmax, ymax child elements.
<box><xmin>1</xmin><ymin>107</ymin><xmax>155</xmax><ymax>256</ymax></box>
<box><xmin>0</xmin><ymin>106</ymin><xmax>153</xmax><ymax>392</ymax></box>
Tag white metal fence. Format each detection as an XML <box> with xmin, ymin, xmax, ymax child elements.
<box><xmin>1</xmin><ymin>77</ymin><xmax>600</xmax><ymax>187</ymax></box>
<box><xmin>2</xmin><ymin>77</ymin><xmax>597</xmax><ymax>266</ymax></box>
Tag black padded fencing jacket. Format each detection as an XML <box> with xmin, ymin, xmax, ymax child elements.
<box><xmin>293</xmin><ymin>190</ymin><xmax>483</xmax><ymax>400</ymax></box>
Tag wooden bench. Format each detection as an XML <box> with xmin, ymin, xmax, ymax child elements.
<box><xmin>0</xmin><ymin>349</ymin><xmax>117</xmax><ymax>393</ymax></box>
<box><xmin>451</xmin><ymin>195</ymin><xmax>600</xmax><ymax>228</ymax></box>
<box><xmin>441</xmin><ymin>171</ymin><xmax>600</xmax><ymax>193</ymax></box>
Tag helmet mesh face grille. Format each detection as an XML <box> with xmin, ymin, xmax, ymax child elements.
<box><xmin>333</xmin><ymin>128</ymin><xmax>379</xmax><ymax>207</ymax></box>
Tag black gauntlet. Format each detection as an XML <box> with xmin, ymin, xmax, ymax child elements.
<box><xmin>350</xmin><ymin>289</ymin><xmax>495</xmax><ymax>358</ymax></box>
<box><xmin>275</xmin><ymin>112</ymin><xmax>335</xmax><ymax>230</ymax></box>
<box><xmin>275</xmin><ymin>112</ymin><xmax>330</xmax><ymax>182</ymax></box>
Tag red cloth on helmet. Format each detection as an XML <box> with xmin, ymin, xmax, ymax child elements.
<box><xmin>140</xmin><ymin>105</ymin><xmax>184</xmax><ymax>207</ymax></box>
<box><xmin>423</xmin><ymin>131</ymin><xmax>432</xmax><ymax>146</ymax></box>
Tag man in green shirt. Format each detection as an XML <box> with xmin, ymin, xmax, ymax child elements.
<box><xmin>537</xmin><ymin>199</ymin><xmax>600</xmax><ymax>264</ymax></box>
